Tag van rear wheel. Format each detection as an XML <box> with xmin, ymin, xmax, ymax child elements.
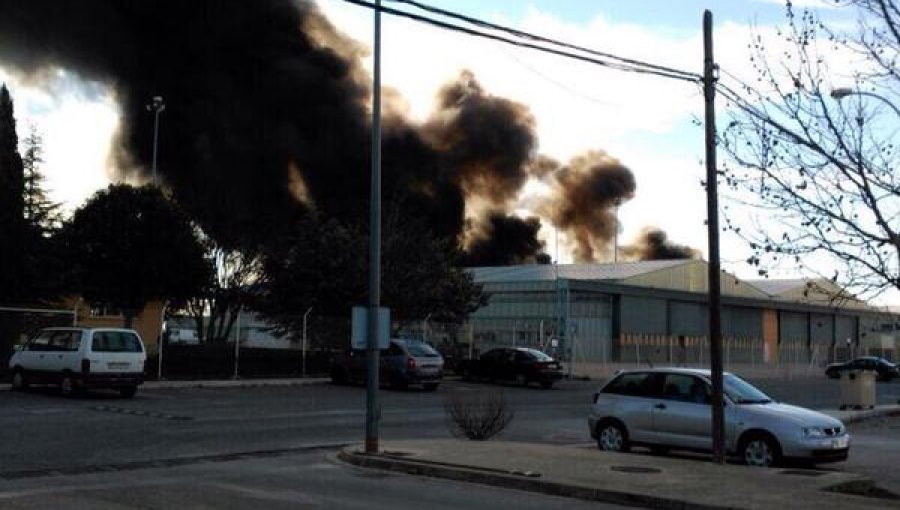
<box><xmin>119</xmin><ymin>386</ymin><xmax>137</xmax><ymax>398</ymax></box>
<box><xmin>60</xmin><ymin>374</ymin><xmax>80</xmax><ymax>398</ymax></box>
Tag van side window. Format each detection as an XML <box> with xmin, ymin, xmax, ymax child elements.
<box><xmin>27</xmin><ymin>331</ymin><xmax>53</xmax><ymax>351</ymax></box>
<box><xmin>92</xmin><ymin>331</ymin><xmax>143</xmax><ymax>353</ymax></box>
<box><xmin>48</xmin><ymin>331</ymin><xmax>79</xmax><ymax>352</ymax></box>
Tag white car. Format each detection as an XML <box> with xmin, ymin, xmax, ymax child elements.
<box><xmin>589</xmin><ymin>368</ymin><xmax>850</xmax><ymax>467</ymax></box>
<box><xmin>8</xmin><ymin>327</ymin><xmax>146</xmax><ymax>398</ymax></box>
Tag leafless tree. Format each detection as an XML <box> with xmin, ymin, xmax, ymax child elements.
<box><xmin>444</xmin><ymin>389</ymin><xmax>514</xmax><ymax>441</ymax></box>
<box><xmin>187</xmin><ymin>245</ymin><xmax>260</xmax><ymax>343</ymax></box>
<box><xmin>718</xmin><ymin>0</ymin><xmax>900</xmax><ymax>299</ymax></box>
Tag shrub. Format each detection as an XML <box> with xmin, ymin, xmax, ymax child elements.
<box><xmin>444</xmin><ymin>389</ymin><xmax>513</xmax><ymax>440</ymax></box>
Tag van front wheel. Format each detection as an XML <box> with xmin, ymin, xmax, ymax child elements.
<box><xmin>119</xmin><ymin>386</ymin><xmax>137</xmax><ymax>398</ymax></box>
<box><xmin>11</xmin><ymin>369</ymin><xmax>28</xmax><ymax>391</ymax></box>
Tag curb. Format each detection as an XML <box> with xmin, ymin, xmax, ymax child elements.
<box><xmin>820</xmin><ymin>405</ymin><xmax>900</xmax><ymax>424</ymax></box>
<box><xmin>0</xmin><ymin>378</ymin><xmax>329</xmax><ymax>392</ymax></box>
<box><xmin>337</xmin><ymin>448</ymin><xmax>736</xmax><ymax>510</ymax></box>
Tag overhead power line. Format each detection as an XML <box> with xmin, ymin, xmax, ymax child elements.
<box><xmin>338</xmin><ymin>0</ymin><xmax>702</xmax><ymax>84</ymax></box>
<box><xmin>387</xmin><ymin>0</ymin><xmax>701</xmax><ymax>82</ymax></box>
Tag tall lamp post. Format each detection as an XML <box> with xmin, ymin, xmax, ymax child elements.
<box><xmin>146</xmin><ymin>96</ymin><xmax>166</xmax><ymax>182</ymax></box>
<box><xmin>147</xmin><ymin>96</ymin><xmax>166</xmax><ymax>377</ymax></box>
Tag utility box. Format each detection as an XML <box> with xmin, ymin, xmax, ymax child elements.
<box><xmin>839</xmin><ymin>370</ymin><xmax>876</xmax><ymax>410</ymax></box>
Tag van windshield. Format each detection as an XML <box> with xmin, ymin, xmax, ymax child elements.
<box><xmin>92</xmin><ymin>331</ymin><xmax>143</xmax><ymax>353</ymax></box>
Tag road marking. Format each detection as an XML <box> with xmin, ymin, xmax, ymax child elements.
<box><xmin>90</xmin><ymin>405</ymin><xmax>193</xmax><ymax>421</ymax></box>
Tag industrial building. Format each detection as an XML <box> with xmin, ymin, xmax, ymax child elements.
<box><xmin>463</xmin><ymin>260</ymin><xmax>898</xmax><ymax>372</ymax></box>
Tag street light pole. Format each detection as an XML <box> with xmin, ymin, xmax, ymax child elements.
<box><xmin>302</xmin><ymin>307</ymin><xmax>313</xmax><ymax>378</ymax></box>
<box><xmin>146</xmin><ymin>96</ymin><xmax>166</xmax><ymax>182</ymax></box>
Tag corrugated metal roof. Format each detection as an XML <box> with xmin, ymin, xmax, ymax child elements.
<box><xmin>745</xmin><ymin>279</ymin><xmax>810</xmax><ymax>296</ymax></box>
<box><xmin>469</xmin><ymin>260</ymin><xmax>694</xmax><ymax>283</ymax></box>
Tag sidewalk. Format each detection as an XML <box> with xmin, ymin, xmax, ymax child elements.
<box><xmin>339</xmin><ymin>439</ymin><xmax>899</xmax><ymax>510</ymax></box>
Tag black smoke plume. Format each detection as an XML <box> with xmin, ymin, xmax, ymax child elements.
<box><xmin>622</xmin><ymin>228</ymin><xmax>700</xmax><ymax>261</ymax></box>
<box><xmin>539</xmin><ymin>151</ymin><xmax>636</xmax><ymax>262</ymax></box>
<box><xmin>0</xmin><ymin>0</ymin><xmax>546</xmax><ymax>258</ymax></box>
<box><xmin>461</xmin><ymin>212</ymin><xmax>549</xmax><ymax>267</ymax></box>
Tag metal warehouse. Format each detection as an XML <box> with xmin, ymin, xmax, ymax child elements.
<box><xmin>462</xmin><ymin>260</ymin><xmax>898</xmax><ymax>375</ymax></box>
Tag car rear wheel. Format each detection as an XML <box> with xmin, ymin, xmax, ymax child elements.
<box><xmin>423</xmin><ymin>383</ymin><xmax>439</xmax><ymax>392</ymax></box>
<box><xmin>11</xmin><ymin>369</ymin><xmax>28</xmax><ymax>391</ymax></box>
<box><xmin>119</xmin><ymin>385</ymin><xmax>137</xmax><ymax>398</ymax></box>
<box><xmin>740</xmin><ymin>433</ymin><xmax>781</xmax><ymax>467</ymax></box>
<box><xmin>539</xmin><ymin>380</ymin><xmax>554</xmax><ymax>389</ymax></box>
<box><xmin>597</xmin><ymin>421</ymin><xmax>630</xmax><ymax>453</ymax></box>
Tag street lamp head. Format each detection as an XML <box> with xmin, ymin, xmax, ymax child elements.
<box><xmin>830</xmin><ymin>87</ymin><xmax>854</xmax><ymax>100</ymax></box>
<box><xmin>146</xmin><ymin>95</ymin><xmax>166</xmax><ymax>113</ymax></box>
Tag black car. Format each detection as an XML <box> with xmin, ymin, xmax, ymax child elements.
<box><xmin>457</xmin><ymin>347</ymin><xmax>564</xmax><ymax>389</ymax></box>
<box><xmin>825</xmin><ymin>356</ymin><xmax>899</xmax><ymax>381</ymax></box>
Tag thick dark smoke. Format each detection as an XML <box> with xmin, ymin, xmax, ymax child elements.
<box><xmin>0</xmin><ymin>0</ymin><xmax>686</xmax><ymax>267</ymax></box>
<box><xmin>461</xmin><ymin>212</ymin><xmax>549</xmax><ymax>267</ymax></box>
<box><xmin>424</xmin><ymin>70</ymin><xmax>536</xmax><ymax>206</ymax></box>
<box><xmin>539</xmin><ymin>151</ymin><xmax>636</xmax><ymax>262</ymax></box>
<box><xmin>622</xmin><ymin>228</ymin><xmax>700</xmax><ymax>261</ymax></box>
<box><xmin>0</xmin><ymin>0</ymin><xmax>548</xmax><ymax>257</ymax></box>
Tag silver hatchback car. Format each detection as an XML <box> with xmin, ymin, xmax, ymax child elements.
<box><xmin>588</xmin><ymin>368</ymin><xmax>849</xmax><ymax>467</ymax></box>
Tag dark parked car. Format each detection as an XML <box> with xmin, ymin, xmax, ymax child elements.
<box><xmin>330</xmin><ymin>339</ymin><xmax>443</xmax><ymax>390</ymax></box>
<box><xmin>825</xmin><ymin>356</ymin><xmax>899</xmax><ymax>381</ymax></box>
<box><xmin>457</xmin><ymin>347</ymin><xmax>563</xmax><ymax>389</ymax></box>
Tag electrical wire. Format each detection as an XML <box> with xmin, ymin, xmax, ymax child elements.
<box><xmin>388</xmin><ymin>0</ymin><xmax>702</xmax><ymax>82</ymax></box>
<box><xmin>338</xmin><ymin>0</ymin><xmax>703</xmax><ymax>84</ymax></box>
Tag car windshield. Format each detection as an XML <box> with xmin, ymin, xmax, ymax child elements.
<box><xmin>724</xmin><ymin>374</ymin><xmax>772</xmax><ymax>404</ymax></box>
<box><xmin>402</xmin><ymin>342</ymin><xmax>440</xmax><ymax>358</ymax></box>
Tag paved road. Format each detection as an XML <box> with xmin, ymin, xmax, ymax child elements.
<box><xmin>1</xmin><ymin>376</ymin><xmax>897</xmax><ymax>507</ymax></box>
<box><xmin>0</xmin><ymin>449</ymin><xmax>630</xmax><ymax>510</ymax></box>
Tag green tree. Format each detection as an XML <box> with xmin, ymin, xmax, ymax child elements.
<box><xmin>253</xmin><ymin>210</ymin><xmax>485</xmax><ymax>346</ymax></box>
<box><xmin>21</xmin><ymin>126</ymin><xmax>61</xmax><ymax>235</ymax></box>
<box><xmin>0</xmin><ymin>83</ymin><xmax>26</xmax><ymax>356</ymax></box>
<box><xmin>0</xmin><ymin>84</ymin><xmax>26</xmax><ymax>303</ymax></box>
<box><xmin>60</xmin><ymin>184</ymin><xmax>212</xmax><ymax>327</ymax></box>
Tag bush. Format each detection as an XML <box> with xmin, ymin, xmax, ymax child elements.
<box><xmin>444</xmin><ymin>389</ymin><xmax>513</xmax><ymax>440</ymax></box>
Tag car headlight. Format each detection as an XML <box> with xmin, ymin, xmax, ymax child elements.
<box><xmin>802</xmin><ymin>427</ymin><xmax>827</xmax><ymax>439</ymax></box>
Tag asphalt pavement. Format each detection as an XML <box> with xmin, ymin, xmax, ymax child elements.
<box><xmin>1</xmin><ymin>376</ymin><xmax>899</xmax><ymax>509</ymax></box>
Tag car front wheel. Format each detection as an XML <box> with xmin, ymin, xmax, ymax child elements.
<box><xmin>740</xmin><ymin>434</ymin><xmax>781</xmax><ymax>467</ymax></box>
<box><xmin>597</xmin><ymin>421</ymin><xmax>630</xmax><ymax>452</ymax></box>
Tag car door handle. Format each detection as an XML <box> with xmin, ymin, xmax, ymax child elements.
<box><xmin>654</xmin><ymin>403</ymin><xmax>667</xmax><ymax>410</ymax></box>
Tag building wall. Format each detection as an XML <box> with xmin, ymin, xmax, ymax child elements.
<box><xmin>619</xmin><ymin>296</ymin><xmax>667</xmax><ymax>335</ymax></box>
<box><xmin>72</xmin><ymin>300</ymin><xmax>163</xmax><ymax>353</ymax></box>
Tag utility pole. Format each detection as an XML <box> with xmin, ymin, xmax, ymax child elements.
<box><xmin>366</xmin><ymin>0</ymin><xmax>383</xmax><ymax>455</ymax></box>
<box><xmin>703</xmin><ymin>10</ymin><xmax>726</xmax><ymax>465</ymax></box>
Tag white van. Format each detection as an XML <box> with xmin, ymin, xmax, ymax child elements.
<box><xmin>8</xmin><ymin>327</ymin><xmax>146</xmax><ymax>398</ymax></box>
